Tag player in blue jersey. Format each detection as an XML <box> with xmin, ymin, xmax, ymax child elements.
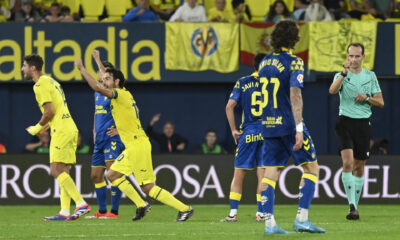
<box><xmin>222</xmin><ymin>53</ymin><xmax>268</xmax><ymax>222</ymax></box>
<box><xmin>86</xmin><ymin>50</ymin><xmax>124</xmax><ymax>219</ymax></box>
<box><xmin>257</xmin><ymin>20</ymin><xmax>325</xmax><ymax>234</ymax></box>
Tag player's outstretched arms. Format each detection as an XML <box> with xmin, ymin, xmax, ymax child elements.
<box><xmin>75</xmin><ymin>59</ymin><xmax>113</xmax><ymax>98</ymax></box>
<box><xmin>226</xmin><ymin>99</ymin><xmax>241</xmax><ymax>144</ymax></box>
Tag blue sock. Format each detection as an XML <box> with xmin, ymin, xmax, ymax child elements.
<box><xmin>261</xmin><ymin>183</ymin><xmax>275</xmax><ymax>215</ymax></box>
<box><xmin>111</xmin><ymin>186</ymin><xmax>122</xmax><ymax>213</ymax></box>
<box><xmin>298</xmin><ymin>177</ymin><xmax>316</xmax><ymax>209</ymax></box>
<box><xmin>95</xmin><ymin>182</ymin><xmax>108</xmax><ymax>213</ymax></box>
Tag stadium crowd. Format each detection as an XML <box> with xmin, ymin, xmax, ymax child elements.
<box><xmin>1</xmin><ymin>0</ymin><xmax>399</xmax><ymax>23</ymax></box>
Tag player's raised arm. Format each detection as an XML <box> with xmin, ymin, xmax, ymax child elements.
<box><xmin>92</xmin><ymin>50</ymin><xmax>106</xmax><ymax>77</ymax></box>
<box><xmin>75</xmin><ymin>59</ymin><xmax>113</xmax><ymax>98</ymax></box>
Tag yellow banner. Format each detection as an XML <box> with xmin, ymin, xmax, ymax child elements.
<box><xmin>308</xmin><ymin>21</ymin><xmax>377</xmax><ymax>72</ymax></box>
<box><xmin>165</xmin><ymin>23</ymin><xmax>239</xmax><ymax>73</ymax></box>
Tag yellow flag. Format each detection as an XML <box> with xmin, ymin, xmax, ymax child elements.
<box><xmin>308</xmin><ymin>21</ymin><xmax>377</xmax><ymax>72</ymax></box>
<box><xmin>165</xmin><ymin>23</ymin><xmax>239</xmax><ymax>73</ymax></box>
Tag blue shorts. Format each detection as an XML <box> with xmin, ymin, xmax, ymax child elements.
<box><xmin>92</xmin><ymin>138</ymin><xmax>125</xmax><ymax>167</ymax></box>
<box><xmin>263</xmin><ymin>124</ymin><xmax>317</xmax><ymax>167</ymax></box>
<box><xmin>234</xmin><ymin>132</ymin><xmax>266</xmax><ymax>169</ymax></box>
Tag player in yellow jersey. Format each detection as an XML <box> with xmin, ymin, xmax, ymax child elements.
<box><xmin>22</xmin><ymin>54</ymin><xmax>91</xmax><ymax>221</ymax></box>
<box><xmin>75</xmin><ymin>58</ymin><xmax>194</xmax><ymax>221</ymax></box>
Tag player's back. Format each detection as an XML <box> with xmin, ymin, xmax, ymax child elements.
<box><xmin>110</xmin><ymin>88</ymin><xmax>147</xmax><ymax>147</ymax></box>
<box><xmin>33</xmin><ymin>75</ymin><xmax>77</xmax><ymax>134</ymax></box>
<box><xmin>257</xmin><ymin>50</ymin><xmax>304</xmax><ymax>137</ymax></box>
<box><xmin>230</xmin><ymin>72</ymin><xmax>264</xmax><ymax>134</ymax></box>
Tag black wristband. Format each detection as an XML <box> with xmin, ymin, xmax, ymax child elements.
<box><xmin>340</xmin><ymin>71</ymin><xmax>347</xmax><ymax>77</ymax></box>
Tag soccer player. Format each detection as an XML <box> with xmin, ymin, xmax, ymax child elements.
<box><xmin>257</xmin><ymin>20</ymin><xmax>325</xmax><ymax>234</ymax></box>
<box><xmin>75</xmin><ymin>59</ymin><xmax>194</xmax><ymax>221</ymax></box>
<box><xmin>329</xmin><ymin>42</ymin><xmax>384</xmax><ymax>220</ymax></box>
<box><xmin>223</xmin><ymin>53</ymin><xmax>268</xmax><ymax>222</ymax></box>
<box><xmin>23</xmin><ymin>54</ymin><xmax>90</xmax><ymax>221</ymax></box>
<box><xmin>86</xmin><ymin>51</ymin><xmax>124</xmax><ymax>219</ymax></box>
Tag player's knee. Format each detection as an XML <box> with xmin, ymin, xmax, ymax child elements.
<box><xmin>140</xmin><ymin>183</ymin><xmax>154</xmax><ymax>194</ymax></box>
<box><xmin>106</xmin><ymin>171</ymin><xmax>116</xmax><ymax>182</ymax></box>
<box><xmin>91</xmin><ymin>172</ymin><xmax>103</xmax><ymax>183</ymax></box>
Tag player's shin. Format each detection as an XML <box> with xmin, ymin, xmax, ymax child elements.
<box><xmin>341</xmin><ymin>172</ymin><xmax>356</xmax><ymax>206</ymax></box>
<box><xmin>261</xmin><ymin>178</ymin><xmax>276</xmax><ymax>227</ymax></box>
<box><xmin>111</xmin><ymin>177</ymin><xmax>146</xmax><ymax>208</ymax></box>
<box><xmin>57</xmin><ymin>172</ymin><xmax>86</xmax><ymax>206</ymax></box>
<box><xmin>296</xmin><ymin>173</ymin><xmax>317</xmax><ymax>222</ymax></box>
<box><xmin>353</xmin><ymin>175</ymin><xmax>364</xmax><ymax>209</ymax></box>
<box><xmin>95</xmin><ymin>181</ymin><xmax>108</xmax><ymax>213</ymax></box>
<box><xmin>111</xmin><ymin>186</ymin><xmax>122</xmax><ymax>214</ymax></box>
<box><xmin>149</xmin><ymin>185</ymin><xmax>190</xmax><ymax>212</ymax></box>
<box><xmin>59</xmin><ymin>186</ymin><xmax>71</xmax><ymax>216</ymax></box>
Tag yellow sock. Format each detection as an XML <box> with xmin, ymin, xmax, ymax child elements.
<box><xmin>60</xmin><ymin>185</ymin><xmax>71</xmax><ymax>213</ymax></box>
<box><xmin>112</xmin><ymin>177</ymin><xmax>146</xmax><ymax>208</ymax></box>
<box><xmin>149</xmin><ymin>185</ymin><xmax>189</xmax><ymax>212</ymax></box>
<box><xmin>57</xmin><ymin>172</ymin><xmax>84</xmax><ymax>205</ymax></box>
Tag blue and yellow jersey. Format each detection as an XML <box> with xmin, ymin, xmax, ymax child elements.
<box><xmin>229</xmin><ymin>72</ymin><xmax>264</xmax><ymax>134</ymax></box>
<box><xmin>257</xmin><ymin>49</ymin><xmax>304</xmax><ymax>137</ymax></box>
<box><xmin>33</xmin><ymin>75</ymin><xmax>77</xmax><ymax>134</ymax></box>
<box><xmin>94</xmin><ymin>92</ymin><xmax>120</xmax><ymax>143</ymax></box>
<box><xmin>110</xmin><ymin>88</ymin><xmax>147</xmax><ymax>147</ymax></box>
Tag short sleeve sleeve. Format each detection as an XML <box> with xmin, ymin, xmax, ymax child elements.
<box><xmin>289</xmin><ymin>57</ymin><xmax>304</xmax><ymax>88</ymax></box>
<box><xmin>34</xmin><ymin>81</ymin><xmax>52</xmax><ymax>107</ymax></box>
<box><xmin>229</xmin><ymin>80</ymin><xmax>241</xmax><ymax>102</ymax></box>
<box><xmin>371</xmin><ymin>72</ymin><xmax>382</xmax><ymax>95</ymax></box>
<box><xmin>333</xmin><ymin>72</ymin><xmax>341</xmax><ymax>82</ymax></box>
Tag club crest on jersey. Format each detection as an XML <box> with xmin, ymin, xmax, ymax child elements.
<box><xmin>191</xmin><ymin>27</ymin><xmax>218</xmax><ymax>57</ymax></box>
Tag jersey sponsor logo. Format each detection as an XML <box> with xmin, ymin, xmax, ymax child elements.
<box><xmin>245</xmin><ymin>133</ymin><xmax>264</xmax><ymax>143</ymax></box>
<box><xmin>191</xmin><ymin>27</ymin><xmax>218</xmax><ymax>57</ymax></box>
<box><xmin>262</xmin><ymin>116</ymin><xmax>283</xmax><ymax>127</ymax></box>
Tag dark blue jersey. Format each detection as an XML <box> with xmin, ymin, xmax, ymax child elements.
<box><xmin>257</xmin><ymin>50</ymin><xmax>304</xmax><ymax>137</ymax></box>
<box><xmin>94</xmin><ymin>92</ymin><xmax>119</xmax><ymax>143</ymax></box>
<box><xmin>229</xmin><ymin>72</ymin><xmax>264</xmax><ymax>134</ymax></box>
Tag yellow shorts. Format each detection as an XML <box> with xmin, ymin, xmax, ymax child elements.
<box><xmin>50</xmin><ymin>131</ymin><xmax>78</xmax><ymax>164</ymax></box>
<box><xmin>111</xmin><ymin>137</ymin><xmax>156</xmax><ymax>185</ymax></box>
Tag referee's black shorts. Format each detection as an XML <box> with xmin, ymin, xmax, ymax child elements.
<box><xmin>335</xmin><ymin>115</ymin><xmax>371</xmax><ymax>160</ymax></box>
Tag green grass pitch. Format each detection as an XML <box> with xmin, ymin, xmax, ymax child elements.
<box><xmin>0</xmin><ymin>205</ymin><xmax>399</xmax><ymax>239</ymax></box>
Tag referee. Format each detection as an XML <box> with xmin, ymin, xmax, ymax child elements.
<box><xmin>329</xmin><ymin>42</ymin><xmax>384</xmax><ymax>220</ymax></box>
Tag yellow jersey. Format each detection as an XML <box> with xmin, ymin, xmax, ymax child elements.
<box><xmin>207</xmin><ymin>7</ymin><xmax>236</xmax><ymax>22</ymax></box>
<box><xmin>33</xmin><ymin>75</ymin><xmax>77</xmax><ymax>134</ymax></box>
<box><xmin>111</xmin><ymin>88</ymin><xmax>147</xmax><ymax>146</ymax></box>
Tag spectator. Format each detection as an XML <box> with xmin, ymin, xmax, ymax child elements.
<box><xmin>369</xmin><ymin>0</ymin><xmax>393</xmax><ymax>19</ymax></box>
<box><xmin>292</xmin><ymin>0</ymin><xmax>309</xmax><ymax>21</ymax></box>
<box><xmin>232</xmin><ymin>0</ymin><xmax>251</xmax><ymax>22</ymax></box>
<box><xmin>153</xmin><ymin>0</ymin><xmax>180</xmax><ymax>21</ymax></box>
<box><xmin>35</xmin><ymin>0</ymin><xmax>54</xmax><ymax>13</ymax></box>
<box><xmin>169</xmin><ymin>0</ymin><xmax>207</xmax><ymax>22</ymax></box>
<box><xmin>199</xmin><ymin>129</ymin><xmax>227</xmax><ymax>154</ymax></box>
<box><xmin>0</xmin><ymin>143</ymin><xmax>6</xmax><ymax>154</ymax></box>
<box><xmin>146</xmin><ymin>113</ymin><xmax>187</xmax><ymax>153</ymax></box>
<box><xmin>25</xmin><ymin>130</ymin><xmax>50</xmax><ymax>154</ymax></box>
<box><xmin>59</xmin><ymin>6</ymin><xmax>74</xmax><ymax>22</ymax></box>
<box><xmin>123</xmin><ymin>0</ymin><xmax>158</xmax><ymax>22</ymax></box>
<box><xmin>264</xmin><ymin>0</ymin><xmax>292</xmax><ymax>23</ymax></box>
<box><xmin>304</xmin><ymin>0</ymin><xmax>332</xmax><ymax>22</ymax></box>
<box><xmin>370</xmin><ymin>138</ymin><xmax>389</xmax><ymax>155</ymax></box>
<box><xmin>15</xmin><ymin>0</ymin><xmax>42</xmax><ymax>22</ymax></box>
<box><xmin>208</xmin><ymin>0</ymin><xmax>236</xmax><ymax>22</ymax></box>
<box><xmin>348</xmin><ymin>0</ymin><xmax>381</xmax><ymax>19</ymax></box>
<box><xmin>0</xmin><ymin>0</ymin><xmax>11</xmax><ymax>22</ymax></box>
<box><xmin>43</xmin><ymin>3</ymin><xmax>61</xmax><ymax>22</ymax></box>
<box><xmin>76</xmin><ymin>131</ymin><xmax>90</xmax><ymax>154</ymax></box>
<box><xmin>324</xmin><ymin>0</ymin><xmax>350</xmax><ymax>20</ymax></box>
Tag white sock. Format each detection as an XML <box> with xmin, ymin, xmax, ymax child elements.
<box><xmin>265</xmin><ymin>213</ymin><xmax>276</xmax><ymax>227</ymax></box>
<box><xmin>296</xmin><ymin>208</ymin><xmax>309</xmax><ymax>222</ymax></box>
<box><xmin>76</xmin><ymin>201</ymin><xmax>87</xmax><ymax>208</ymax></box>
<box><xmin>59</xmin><ymin>210</ymin><xmax>70</xmax><ymax>216</ymax></box>
<box><xmin>229</xmin><ymin>209</ymin><xmax>237</xmax><ymax>216</ymax></box>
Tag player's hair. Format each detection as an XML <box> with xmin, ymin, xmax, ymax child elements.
<box><xmin>24</xmin><ymin>54</ymin><xmax>44</xmax><ymax>71</ymax></box>
<box><xmin>270</xmin><ymin>20</ymin><xmax>299</xmax><ymax>52</ymax></box>
<box><xmin>164</xmin><ymin>122</ymin><xmax>174</xmax><ymax>128</ymax></box>
<box><xmin>102</xmin><ymin>61</ymin><xmax>114</xmax><ymax>69</ymax></box>
<box><xmin>106</xmin><ymin>68</ymin><xmax>125</xmax><ymax>88</ymax></box>
<box><xmin>347</xmin><ymin>42</ymin><xmax>365</xmax><ymax>55</ymax></box>
<box><xmin>253</xmin><ymin>53</ymin><xmax>267</xmax><ymax>71</ymax></box>
<box><xmin>206</xmin><ymin>129</ymin><xmax>217</xmax><ymax>135</ymax></box>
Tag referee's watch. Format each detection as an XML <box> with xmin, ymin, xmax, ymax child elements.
<box><xmin>365</xmin><ymin>94</ymin><xmax>371</xmax><ymax>102</ymax></box>
<box><xmin>340</xmin><ymin>71</ymin><xmax>347</xmax><ymax>77</ymax></box>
